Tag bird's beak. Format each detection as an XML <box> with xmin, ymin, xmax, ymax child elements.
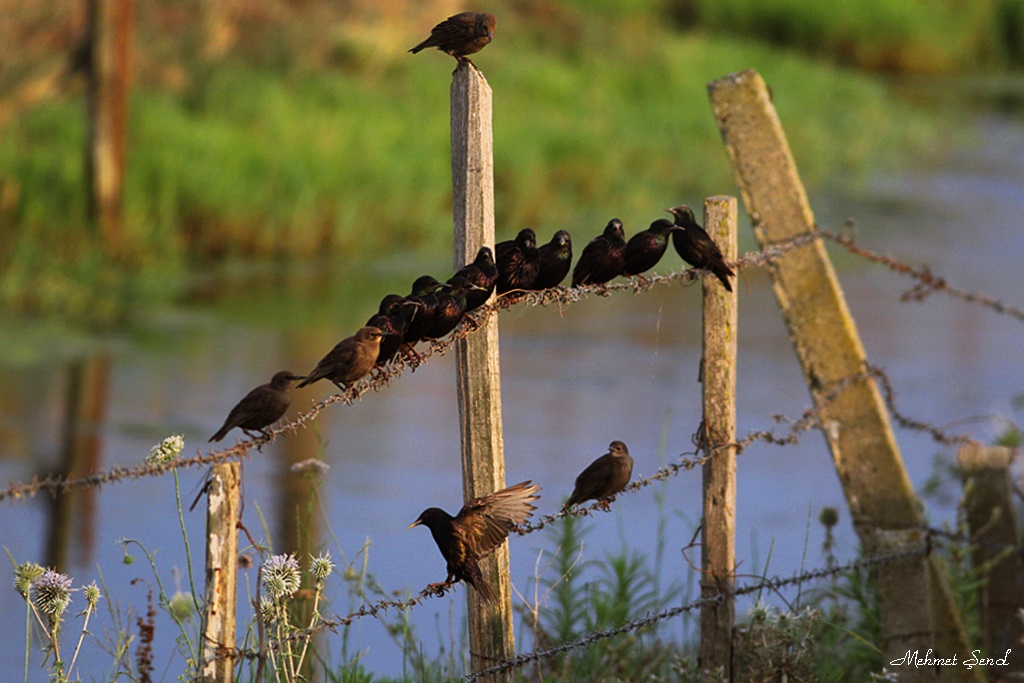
<box><xmin>469</xmin><ymin>282</ymin><xmax>488</xmax><ymax>291</ymax></box>
<box><xmin>408</xmin><ymin>519</ymin><xmax>422</xmax><ymax>529</ymax></box>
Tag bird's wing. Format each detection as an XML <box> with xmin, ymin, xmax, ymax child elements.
<box><xmin>454</xmin><ymin>481</ymin><xmax>540</xmax><ymax>558</ymax></box>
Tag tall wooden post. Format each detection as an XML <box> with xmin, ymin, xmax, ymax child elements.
<box><xmin>450</xmin><ymin>62</ymin><xmax>513</xmax><ymax>681</ymax></box>
<box><xmin>87</xmin><ymin>0</ymin><xmax>133</xmax><ymax>255</ymax></box>
<box><xmin>708</xmin><ymin>69</ymin><xmax>978</xmax><ymax>682</ymax></box>
<box><xmin>699</xmin><ymin>196</ymin><xmax>738</xmax><ymax>680</ymax></box>
<box><xmin>202</xmin><ymin>463</ymin><xmax>240</xmax><ymax>682</ymax></box>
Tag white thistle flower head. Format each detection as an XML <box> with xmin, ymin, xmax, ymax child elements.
<box><xmin>148</xmin><ymin>435</ymin><xmax>185</xmax><ymax>464</ymax></box>
<box><xmin>290</xmin><ymin>459</ymin><xmax>331</xmax><ymax>477</ymax></box>
<box><xmin>14</xmin><ymin>562</ymin><xmax>44</xmax><ymax>598</ymax></box>
<box><xmin>310</xmin><ymin>551</ymin><xmax>335</xmax><ymax>582</ymax></box>
<box><xmin>262</xmin><ymin>554</ymin><xmax>301</xmax><ymax>601</ymax></box>
<box><xmin>83</xmin><ymin>582</ymin><xmax>102</xmax><ymax>609</ymax></box>
<box><xmin>259</xmin><ymin>597</ymin><xmax>276</xmax><ymax>624</ymax></box>
<box><xmin>34</xmin><ymin>569</ymin><xmax>73</xmax><ymax>620</ymax></box>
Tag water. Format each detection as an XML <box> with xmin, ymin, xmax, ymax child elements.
<box><xmin>1</xmin><ymin>114</ymin><xmax>1022</xmax><ymax>679</ymax></box>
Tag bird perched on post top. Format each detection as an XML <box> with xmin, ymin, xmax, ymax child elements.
<box><xmin>209</xmin><ymin>371</ymin><xmax>303</xmax><ymax>442</ymax></box>
<box><xmin>666</xmin><ymin>205</ymin><xmax>735</xmax><ymax>292</ymax></box>
<box><xmin>495</xmin><ymin>228</ymin><xmax>542</xmax><ymax>294</ymax></box>
<box><xmin>409</xmin><ymin>481</ymin><xmax>540</xmax><ymax>603</ymax></box>
<box><xmin>451</xmin><ymin>246</ymin><xmax>498</xmax><ymax>312</ymax></box>
<box><xmin>563</xmin><ymin>441</ymin><xmax>633</xmax><ymax>511</ymax></box>
<box><xmin>571</xmin><ymin>219</ymin><xmax>627</xmax><ymax>287</ymax></box>
<box><xmin>296</xmin><ymin>326</ymin><xmax>384</xmax><ymax>391</ymax></box>
<box><xmin>622</xmin><ymin>219</ymin><xmax>682</xmax><ymax>277</ymax></box>
<box><xmin>533</xmin><ymin>230</ymin><xmax>573</xmax><ymax>290</ymax></box>
<box><xmin>409</xmin><ymin>12</ymin><xmax>496</xmax><ymax>63</ymax></box>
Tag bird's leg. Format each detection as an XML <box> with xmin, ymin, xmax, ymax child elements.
<box><xmin>461</xmin><ymin>313</ymin><xmax>481</xmax><ymax>332</ymax></box>
<box><xmin>401</xmin><ymin>343</ymin><xmax>424</xmax><ymax>367</ymax></box>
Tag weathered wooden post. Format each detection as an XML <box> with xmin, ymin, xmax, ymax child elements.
<box><xmin>86</xmin><ymin>0</ymin><xmax>133</xmax><ymax>255</ymax></box>
<box><xmin>450</xmin><ymin>62</ymin><xmax>514</xmax><ymax>681</ymax></box>
<box><xmin>202</xmin><ymin>462</ymin><xmax>240</xmax><ymax>682</ymax></box>
<box><xmin>707</xmin><ymin>69</ymin><xmax>979</xmax><ymax>682</ymax></box>
<box><xmin>958</xmin><ymin>442</ymin><xmax>1024</xmax><ymax>676</ymax></box>
<box><xmin>875</xmin><ymin>528</ymin><xmax>936</xmax><ymax>682</ymax></box>
<box><xmin>699</xmin><ymin>196</ymin><xmax>738</xmax><ymax>680</ymax></box>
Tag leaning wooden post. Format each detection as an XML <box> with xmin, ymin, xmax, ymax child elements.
<box><xmin>202</xmin><ymin>462</ymin><xmax>240</xmax><ymax>682</ymax></box>
<box><xmin>708</xmin><ymin>69</ymin><xmax>978</xmax><ymax>682</ymax></box>
<box><xmin>874</xmin><ymin>529</ymin><xmax>936</xmax><ymax>682</ymax></box>
<box><xmin>451</xmin><ymin>62</ymin><xmax>514</xmax><ymax>681</ymax></box>
<box><xmin>86</xmin><ymin>0</ymin><xmax>133</xmax><ymax>256</ymax></box>
<box><xmin>958</xmin><ymin>442</ymin><xmax>1024</xmax><ymax>674</ymax></box>
<box><xmin>699</xmin><ymin>196</ymin><xmax>737</xmax><ymax>680</ymax></box>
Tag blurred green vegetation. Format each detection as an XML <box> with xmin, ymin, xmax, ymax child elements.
<box><xmin>2</xmin><ymin>0</ymin><xmax>1008</xmax><ymax>321</ymax></box>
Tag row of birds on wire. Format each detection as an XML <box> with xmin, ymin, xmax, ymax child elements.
<box><xmin>203</xmin><ymin>204</ymin><xmax>734</xmax><ymax>601</ymax></box>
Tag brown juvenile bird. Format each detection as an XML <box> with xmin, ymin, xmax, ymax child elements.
<box><xmin>563</xmin><ymin>441</ymin><xmax>633</xmax><ymax>511</ymax></box>
<box><xmin>296</xmin><ymin>326</ymin><xmax>384</xmax><ymax>391</ymax></box>
<box><xmin>410</xmin><ymin>481</ymin><xmax>541</xmax><ymax>603</ymax></box>
<box><xmin>409</xmin><ymin>12</ymin><xmax>496</xmax><ymax>63</ymax></box>
<box><xmin>209</xmin><ymin>371</ymin><xmax>302</xmax><ymax>442</ymax></box>
<box><xmin>666</xmin><ymin>205</ymin><xmax>735</xmax><ymax>292</ymax></box>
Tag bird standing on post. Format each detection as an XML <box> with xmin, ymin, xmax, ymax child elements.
<box><xmin>409</xmin><ymin>12</ymin><xmax>496</xmax><ymax>64</ymax></box>
<box><xmin>533</xmin><ymin>229</ymin><xmax>573</xmax><ymax>290</ymax></box>
<box><xmin>409</xmin><ymin>481</ymin><xmax>541</xmax><ymax>603</ymax></box>
<box><xmin>296</xmin><ymin>326</ymin><xmax>384</xmax><ymax>391</ymax></box>
<box><xmin>622</xmin><ymin>219</ymin><xmax>682</xmax><ymax>277</ymax></box>
<box><xmin>209</xmin><ymin>371</ymin><xmax>303</xmax><ymax>442</ymax></box>
<box><xmin>563</xmin><ymin>441</ymin><xmax>633</xmax><ymax>511</ymax></box>
<box><xmin>495</xmin><ymin>228</ymin><xmax>542</xmax><ymax>294</ymax></box>
<box><xmin>666</xmin><ymin>205</ymin><xmax>735</xmax><ymax>292</ymax></box>
<box><xmin>571</xmin><ymin>219</ymin><xmax>627</xmax><ymax>287</ymax></box>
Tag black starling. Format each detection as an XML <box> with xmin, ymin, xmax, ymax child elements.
<box><xmin>451</xmin><ymin>246</ymin><xmax>498</xmax><ymax>312</ymax></box>
<box><xmin>426</xmin><ymin>276</ymin><xmax>485</xmax><ymax>340</ymax></box>
<box><xmin>209</xmin><ymin>371</ymin><xmax>302</xmax><ymax>442</ymax></box>
<box><xmin>571</xmin><ymin>219</ymin><xmax>627</xmax><ymax>286</ymax></box>
<box><xmin>402</xmin><ymin>275</ymin><xmax>447</xmax><ymax>346</ymax></box>
<box><xmin>296</xmin><ymin>326</ymin><xmax>384</xmax><ymax>390</ymax></box>
<box><xmin>410</xmin><ymin>481</ymin><xmax>541</xmax><ymax>603</ymax></box>
<box><xmin>666</xmin><ymin>205</ymin><xmax>735</xmax><ymax>292</ymax></box>
<box><xmin>409</xmin><ymin>12</ymin><xmax>496</xmax><ymax>62</ymax></box>
<box><xmin>563</xmin><ymin>441</ymin><xmax>633</xmax><ymax>510</ymax></box>
<box><xmin>366</xmin><ymin>294</ymin><xmax>421</xmax><ymax>367</ymax></box>
<box><xmin>533</xmin><ymin>230</ymin><xmax>573</xmax><ymax>290</ymax></box>
<box><xmin>495</xmin><ymin>228</ymin><xmax>542</xmax><ymax>294</ymax></box>
<box><xmin>622</xmin><ymin>219</ymin><xmax>681</xmax><ymax>277</ymax></box>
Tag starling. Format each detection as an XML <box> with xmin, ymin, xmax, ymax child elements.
<box><xmin>296</xmin><ymin>326</ymin><xmax>384</xmax><ymax>390</ymax></box>
<box><xmin>451</xmin><ymin>246</ymin><xmax>498</xmax><ymax>312</ymax></box>
<box><xmin>402</xmin><ymin>275</ymin><xmax>447</xmax><ymax>346</ymax></box>
<box><xmin>622</xmin><ymin>219</ymin><xmax>681</xmax><ymax>277</ymax></box>
<box><xmin>533</xmin><ymin>230</ymin><xmax>573</xmax><ymax>290</ymax></box>
<box><xmin>666</xmin><ymin>205</ymin><xmax>735</xmax><ymax>292</ymax></box>
<box><xmin>495</xmin><ymin>228</ymin><xmax>542</xmax><ymax>294</ymax></box>
<box><xmin>209</xmin><ymin>371</ymin><xmax>302</xmax><ymax>442</ymax></box>
<box><xmin>410</xmin><ymin>481</ymin><xmax>541</xmax><ymax>603</ymax></box>
<box><xmin>409</xmin><ymin>12</ymin><xmax>496</xmax><ymax>62</ymax></box>
<box><xmin>426</xmin><ymin>275</ymin><xmax>485</xmax><ymax>339</ymax></box>
<box><xmin>366</xmin><ymin>294</ymin><xmax>421</xmax><ymax>367</ymax></box>
<box><xmin>571</xmin><ymin>219</ymin><xmax>627</xmax><ymax>286</ymax></box>
<box><xmin>563</xmin><ymin>441</ymin><xmax>633</xmax><ymax>510</ymax></box>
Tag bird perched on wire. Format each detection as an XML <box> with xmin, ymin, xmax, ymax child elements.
<box><xmin>495</xmin><ymin>228</ymin><xmax>542</xmax><ymax>294</ymax></box>
<box><xmin>410</xmin><ymin>481</ymin><xmax>541</xmax><ymax>603</ymax></box>
<box><xmin>426</xmin><ymin>275</ymin><xmax>486</xmax><ymax>339</ymax></box>
<box><xmin>622</xmin><ymin>219</ymin><xmax>682</xmax><ymax>277</ymax></box>
<box><xmin>666</xmin><ymin>205</ymin><xmax>735</xmax><ymax>292</ymax></box>
<box><xmin>365</xmin><ymin>295</ymin><xmax>421</xmax><ymax>368</ymax></box>
<box><xmin>563</xmin><ymin>441</ymin><xmax>633</xmax><ymax>511</ymax></box>
<box><xmin>409</xmin><ymin>12</ymin><xmax>496</xmax><ymax>64</ymax></box>
<box><xmin>533</xmin><ymin>230</ymin><xmax>573</xmax><ymax>290</ymax></box>
<box><xmin>402</xmin><ymin>275</ymin><xmax>447</xmax><ymax>349</ymax></box>
<box><xmin>451</xmin><ymin>246</ymin><xmax>498</xmax><ymax>312</ymax></box>
<box><xmin>209</xmin><ymin>371</ymin><xmax>303</xmax><ymax>442</ymax></box>
<box><xmin>296</xmin><ymin>326</ymin><xmax>384</xmax><ymax>391</ymax></box>
<box><xmin>572</xmin><ymin>219</ymin><xmax>627</xmax><ymax>287</ymax></box>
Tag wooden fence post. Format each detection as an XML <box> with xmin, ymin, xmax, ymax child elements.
<box><xmin>874</xmin><ymin>528</ymin><xmax>936</xmax><ymax>682</ymax></box>
<box><xmin>958</xmin><ymin>442</ymin><xmax>1024</xmax><ymax>676</ymax></box>
<box><xmin>699</xmin><ymin>196</ymin><xmax>738</xmax><ymax>680</ymax></box>
<box><xmin>450</xmin><ymin>62</ymin><xmax>514</xmax><ymax>682</ymax></box>
<box><xmin>707</xmin><ymin>69</ymin><xmax>979</xmax><ymax>682</ymax></box>
<box><xmin>202</xmin><ymin>462</ymin><xmax>240</xmax><ymax>682</ymax></box>
<box><xmin>86</xmin><ymin>0</ymin><xmax>133</xmax><ymax>256</ymax></box>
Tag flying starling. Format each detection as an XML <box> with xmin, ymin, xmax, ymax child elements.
<box><xmin>533</xmin><ymin>230</ymin><xmax>573</xmax><ymax>290</ymax></box>
<box><xmin>209</xmin><ymin>371</ymin><xmax>302</xmax><ymax>442</ymax></box>
<box><xmin>296</xmin><ymin>326</ymin><xmax>384</xmax><ymax>391</ymax></box>
<box><xmin>366</xmin><ymin>294</ymin><xmax>421</xmax><ymax>367</ymax></box>
<box><xmin>426</xmin><ymin>275</ymin><xmax>485</xmax><ymax>339</ymax></box>
<box><xmin>495</xmin><ymin>228</ymin><xmax>542</xmax><ymax>294</ymax></box>
<box><xmin>622</xmin><ymin>219</ymin><xmax>681</xmax><ymax>277</ymax></box>
<box><xmin>563</xmin><ymin>441</ymin><xmax>633</xmax><ymax>511</ymax></box>
<box><xmin>410</xmin><ymin>481</ymin><xmax>541</xmax><ymax>603</ymax></box>
<box><xmin>571</xmin><ymin>219</ymin><xmax>627</xmax><ymax>286</ymax></box>
<box><xmin>409</xmin><ymin>12</ymin><xmax>496</xmax><ymax>63</ymax></box>
<box><xmin>402</xmin><ymin>275</ymin><xmax>447</xmax><ymax>346</ymax></box>
<box><xmin>451</xmin><ymin>246</ymin><xmax>498</xmax><ymax>312</ymax></box>
<box><xmin>666</xmin><ymin>205</ymin><xmax>735</xmax><ymax>292</ymax></box>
